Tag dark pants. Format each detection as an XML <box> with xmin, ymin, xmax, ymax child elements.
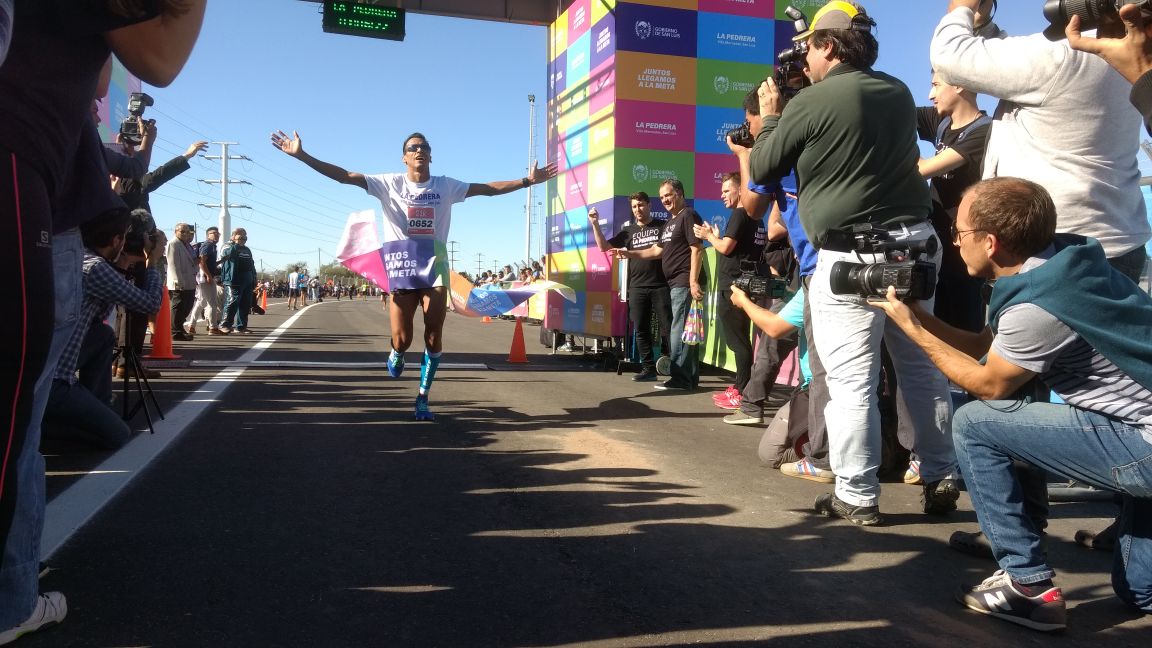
<box><xmin>628</xmin><ymin>285</ymin><xmax>672</xmax><ymax>370</ymax></box>
<box><xmin>717</xmin><ymin>286</ymin><xmax>754</xmax><ymax>392</ymax></box>
<box><xmin>120</xmin><ymin>264</ymin><xmax>150</xmax><ymax>367</ymax></box>
<box><xmin>0</xmin><ymin>151</ymin><xmax>54</xmax><ymax>579</ymax></box>
<box><xmin>221</xmin><ymin>283</ymin><xmax>254</xmax><ymax>330</ymax></box>
<box><xmin>800</xmin><ymin>278</ymin><xmax>832</xmax><ymax>470</ymax></box>
<box><xmin>44</xmin><ymin>378</ymin><xmax>130</xmax><ymax>451</ymax></box>
<box><xmin>741</xmin><ymin>296</ymin><xmax>798</xmax><ymax>413</ymax></box>
<box><xmin>169</xmin><ymin>288</ymin><xmax>195</xmax><ymax>334</ymax></box>
<box><xmin>78</xmin><ymin>322</ymin><xmax>115</xmax><ymax>405</ymax></box>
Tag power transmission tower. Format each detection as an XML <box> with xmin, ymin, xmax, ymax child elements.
<box><xmin>199</xmin><ymin>142</ymin><xmax>251</xmax><ymax>236</ymax></box>
<box><xmin>475</xmin><ymin>252</ymin><xmax>483</xmax><ymax>279</ymax></box>
<box><xmin>448</xmin><ymin>240</ymin><xmax>459</xmax><ymax>272</ymax></box>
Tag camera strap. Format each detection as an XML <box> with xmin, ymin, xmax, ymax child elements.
<box><xmin>934</xmin><ymin>113</ymin><xmax>992</xmax><ymax>150</ymax></box>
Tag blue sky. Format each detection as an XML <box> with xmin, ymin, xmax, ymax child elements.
<box><xmin>140</xmin><ymin>1</ymin><xmax>1118</xmax><ymax>279</ymax></box>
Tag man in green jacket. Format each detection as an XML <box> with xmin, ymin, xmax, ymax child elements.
<box><xmin>749</xmin><ymin>0</ymin><xmax>957</xmax><ymax>525</ymax></box>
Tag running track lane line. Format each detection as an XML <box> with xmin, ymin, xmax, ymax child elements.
<box><xmin>40</xmin><ymin>303</ymin><xmax>319</xmax><ymax>558</ymax></box>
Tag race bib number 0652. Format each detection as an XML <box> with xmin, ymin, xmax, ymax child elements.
<box><xmin>408</xmin><ymin>206</ymin><xmax>435</xmax><ymax>236</ymax></box>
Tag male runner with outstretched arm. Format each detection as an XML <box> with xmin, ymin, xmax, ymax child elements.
<box><xmin>270</xmin><ymin>129</ymin><xmax>556</xmax><ymax>420</ymax></box>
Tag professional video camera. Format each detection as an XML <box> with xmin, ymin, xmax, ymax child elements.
<box><xmin>1042</xmin><ymin>0</ymin><xmax>1152</xmax><ymax>40</ymax></box>
<box><xmin>775</xmin><ymin>5</ymin><xmax>812</xmax><ymax>99</ymax></box>
<box><xmin>733</xmin><ymin>260</ymin><xmax>789</xmax><ymax>299</ymax></box>
<box><xmin>828</xmin><ymin>224</ymin><xmax>938</xmax><ymax>301</ymax></box>
<box><xmin>122</xmin><ymin>208</ymin><xmax>158</xmax><ymax>257</ymax></box>
<box><xmin>119</xmin><ymin>92</ymin><xmax>155</xmax><ymax>146</ymax></box>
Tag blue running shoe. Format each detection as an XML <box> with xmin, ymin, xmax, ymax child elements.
<box><xmin>387</xmin><ymin>352</ymin><xmax>405</xmax><ymax>378</ymax></box>
<box><xmin>415</xmin><ymin>394</ymin><xmax>434</xmax><ymax>421</ymax></box>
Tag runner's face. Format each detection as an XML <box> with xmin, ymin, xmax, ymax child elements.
<box><xmin>403</xmin><ymin>137</ymin><xmax>432</xmax><ymax>171</ymax></box>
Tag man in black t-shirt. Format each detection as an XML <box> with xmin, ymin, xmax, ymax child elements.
<box><xmin>612</xmin><ymin>179</ymin><xmax>703</xmax><ymax>390</ymax></box>
<box><xmin>916</xmin><ymin>71</ymin><xmax>991</xmax><ymax>333</ymax></box>
<box><xmin>693</xmin><ymin>172</ymin><xmax>767</xmax><ymax>408</ymax></box>
<box><xmin>589</xmin><ymin>191</ymin><xmax>671</xmax><ymax>381</ymax></box>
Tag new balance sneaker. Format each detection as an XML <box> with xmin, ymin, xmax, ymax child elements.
<box><xmin>780</xmin><ymin>458</ymin><xmax>835</xmax><ymax>483</ymax></box>
<box><xmin>923</xmin><ymin>478</ymin><xmax>961</xmax><ymax>515</ymax></box>
<box><xmin>0</xmin><ymin>592</ymin><xmax>67</xmax><ymax>645</ymax></box>
<box><xmin>814</xmin><ymin>492</ymin><xmax>882</xmax><ymax>526</ymax></box>
<box><xmin>956</xmin><ymin>570</ymin><xmax>1066</xmax><ymax>632</ymax></box>
<box><xmin>387</xmin><ymin>352</ymin><xmax>405</xmax><ymax>379</ymax></box>
<box><xmin>903</xmin><ymin>459</ymin><xmax>923</xmax><ymax>485</ymax></box>
<box><xmin>415</xmin><ymin>394</ymin><xmax>434</xmax><ymax>421</ymax></box>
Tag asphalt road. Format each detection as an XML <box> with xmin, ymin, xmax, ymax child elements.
<box><xmin>28</xmin><ymin>297</ymin><xmax>1151</xmax><ymax>647</ymax></box>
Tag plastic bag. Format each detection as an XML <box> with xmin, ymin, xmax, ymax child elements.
<box><xmin>682</xmin><ymin>299</ymin><xmax>705</xmax><ymax>345</ymax></box>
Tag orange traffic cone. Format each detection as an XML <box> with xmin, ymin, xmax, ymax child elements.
<box><xmin>507</xmin><ymin>317</ymin><xmax>528</xmax><ymax>364</ymax></box>
<box><xmin>147</xmin><ymin>290</ymin><xmax>182</xmax><ymax>360</ymax></box>
<box><xmin>260</xmin><ymin>289</ymin><xmax>268</xmax><ymax>311</ymax></box>
<box><xmin>482</xmin><ymin>315</ymin><xmax>492</xmax><ymax>323</ymax></box>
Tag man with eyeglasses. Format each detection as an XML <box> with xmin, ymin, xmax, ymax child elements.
<box><xmin>270</xmin><ymin>130</ymin><xmax>557</xmax><ymax>420</ymax></box>
<box><xmin>871</xmin><ymin>177</ymin><xmax>1152</xmax><ymax>632</ymax></box>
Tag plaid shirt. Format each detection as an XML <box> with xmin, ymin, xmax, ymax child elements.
<box><xmin>54</xmin><ymin>251</ymin><xmax>163</xmax><ymax>383</ymax></box>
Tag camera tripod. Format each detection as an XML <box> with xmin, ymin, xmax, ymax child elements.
<box><xmin>113</xmin><ymin>309</ymin><xmax>164</xmax><ymax>434</ymax></box>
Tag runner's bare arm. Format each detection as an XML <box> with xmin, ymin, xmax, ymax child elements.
<box><xmin>270</xmin><ymin>130</ymin><xmax>367</xmax><ymax>190</ymax></box>
<box><xmin>466</xmin><ymin>160</ymin><xmax>558</xmax><ymax>197</ymax></box>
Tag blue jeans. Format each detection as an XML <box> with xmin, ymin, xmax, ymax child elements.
<box><xmin>0</xmin><ymin>228</ymin><xmax>81</xmax><ymax>627</ymax></box>
<box><xmin>954</xmin><ymin>400</ymin><xmax>1152</xmax><ymax>608</ymax></box>
<box><xmin>668</xmin><ymin>286</ymin><xmax>698</xmax><ymax>388</ymax></box>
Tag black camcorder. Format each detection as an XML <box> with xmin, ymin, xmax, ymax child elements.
<box><xmin>726</xmin><ymin>122</ymin><xmax>754</xmax><ymax>148</ymax></box>
<box><xmin>775</xmin><ymin>6</ymin><xmax>812</xmax><ymax>99</ymax></box>
<box><xmin>828</xmin><ymin>224</ymin><xmax>938</xmax><ymax>302</ymax></box>
<box><xmin>119</xmin><ymin>92</ymin><xmax>155</xmax><ymax>146</ymax></box>
<box><xmin>733</xmin><ymin>260</ymin><xmax>789</xmax><ymax>299</ymax></box>
<box><xmin>1042</xmin><ymin>0</ymin><xmax>1152</xmax><ymax>40</ymax></box>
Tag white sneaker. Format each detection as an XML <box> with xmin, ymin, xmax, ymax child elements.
<box><xmin>0</xmin><ymin>592</ymin><xmax>67</xmax><ymax>645</ymax></box>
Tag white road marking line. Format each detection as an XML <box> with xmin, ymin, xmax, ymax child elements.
<box><xmin>41</xmin><ymin>304</ymin><xmax>317</xmax><ymax>558</ymax></box>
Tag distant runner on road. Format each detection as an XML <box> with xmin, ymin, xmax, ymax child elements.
<box><xmin>270</xmin><ymin>129</ymin><xmax>556</xmax><ymax>420</ymax></box>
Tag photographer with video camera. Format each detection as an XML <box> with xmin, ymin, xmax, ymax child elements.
<box><xmin>43</xmin><ymin>208</ymin><xmax>164</xmax><ymax>451</ymax></box>
<box><xmin>749</xmin><ymin>1</ymin><xmax>958</xmax><ymax>525</ymax></box>
<box><xmin>870</xmin><ymin>177</ymin><xmax>1152</xmax><ymax>632</ymax></box>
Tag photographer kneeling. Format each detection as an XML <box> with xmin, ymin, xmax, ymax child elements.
<box><xmin>43</xmin><ymin>209</ymin><xmax>164</xmax><ymax>450</ymax></box>
<box><xmin>872</xmin><ymin>177</ymin><xmax>1152</xmax><ymax>632</ymax></box>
